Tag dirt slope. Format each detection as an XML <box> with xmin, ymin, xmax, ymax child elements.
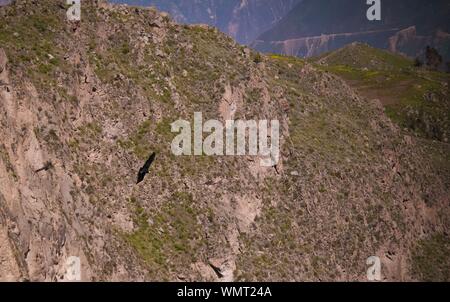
<box><xmin>0</xmin><ymin>0</ymin><xmax>449</xmax><ymax>281</ymax></box>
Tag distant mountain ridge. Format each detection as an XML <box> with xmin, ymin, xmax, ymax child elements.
<box><xmin>110</xmin><ymin>0</ymin><xmax>301</xmax><ymax>44</ymax></box>
<box><xmin>252</xmin><ymin>0</ymin><xmax>450</xmax><ymax>60</ymax></box>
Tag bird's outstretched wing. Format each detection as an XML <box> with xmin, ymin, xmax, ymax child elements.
<box><xmin>143</xmin><ymin>152</ymin><xmax>156</xmax><ymax>171</ymax></box>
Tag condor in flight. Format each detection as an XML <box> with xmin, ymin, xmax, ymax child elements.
<box><xmin>136</xmin><ymin>152</ymin><xmax>156</xmax><ymax>184</ymax></box>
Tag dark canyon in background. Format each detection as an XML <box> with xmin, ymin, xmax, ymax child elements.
<box><xmin>109</xmin><ymin>0</ymin><xmax>302</xmax><ymax>45</ymax></box>
<box><xmin>110</xmin><ymin>0</ymin><xmax>450</xmax><ymax>62</ymax></box>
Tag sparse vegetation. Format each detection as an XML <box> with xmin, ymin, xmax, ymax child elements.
<box><xmin>425</xmin><ymin>46</ymin><xmax>443</xmax><ymax>70</ymax></box>
<box><xmin>0</xmin><ymin>144</ymin><xmax>17</xmax><ymax>179</ymax></box>
<box><xmin>124</xmin><ymin>192</ymin><xmax>207</xmax><ymax>278</ymax></box>
<box><xmin>253</xmin><ymin>52</ymin><xmax>263</xmax><ymax>64</ymax></box>
<box><xmin>414</xmin><ymin>57</ymin><xmax>423</xmax><ymax>67</ymax></box>
<box><xmin>411</xmin><ymin>234</ymin><xmax>450</xmax><ymax>281</ymax></box>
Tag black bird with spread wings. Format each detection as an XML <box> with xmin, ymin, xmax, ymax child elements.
<box><xmin>137</xmin><ymin>152</ymin><xmax>156</xmax><ymax>184</ymax></box>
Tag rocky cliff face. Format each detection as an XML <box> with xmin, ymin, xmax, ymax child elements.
<box><xmin>253</xmin><ymin>0</ymin><xmax>450</xmax><ymax>62</ymax></box>
<box><xmin>110</xmin><ymin>0</ymin><xmax>301</xmax><ymax>44</ymax></box>
<box><xmin>0</xmin><ymin>0</ymin><xmax>449</xmax><ymax>281</ymax></box>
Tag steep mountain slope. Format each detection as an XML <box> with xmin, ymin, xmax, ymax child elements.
<box><xmin>110</xmin><ymin>0</ymin><xmax>301</xmax><ymax>44</ymax></box>
<box><xmin>0</xmin><ymin>0</ymin><xmax>449</xmax><ymax>281</ymax></box>
<box><xmin>253</xmin><ymin>0</ymin><xmax>450</xmax><ymax>61</ymax></box>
